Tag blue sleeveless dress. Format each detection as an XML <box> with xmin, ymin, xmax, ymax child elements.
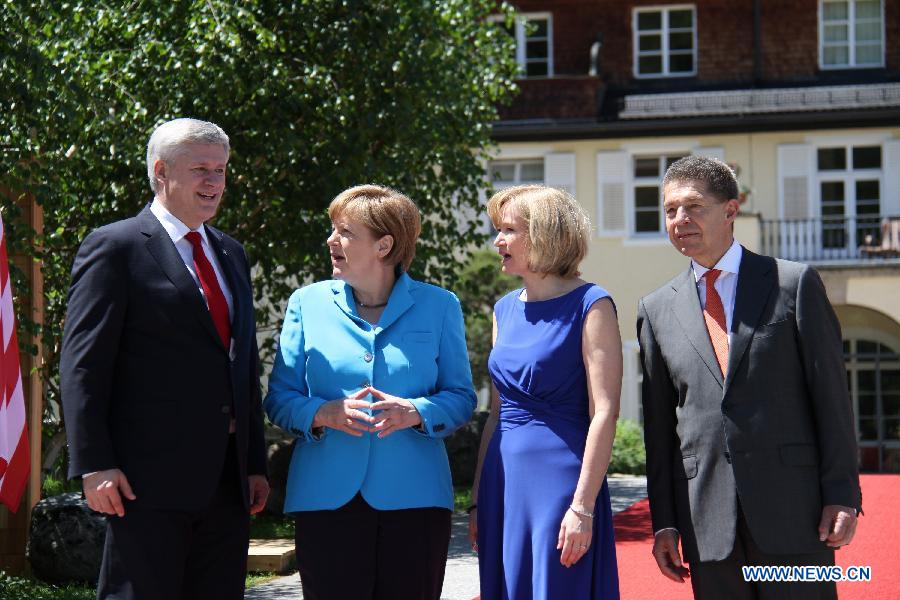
<box><xmin>477</xmin><ymin>283</ymin><xmax>620</xmax><ymax>600</ymax></box>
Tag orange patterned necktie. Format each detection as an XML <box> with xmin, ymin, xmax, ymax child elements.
<box><xmin>703</xmin><ymin>269</ymin><xmax>729</xmax><ymax>377</ymax></box>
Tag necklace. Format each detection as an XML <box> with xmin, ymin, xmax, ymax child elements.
<box><xmin>352</xmin><ymin>290</ymin><xmax>388</xmax><ymax>309</ymax></box>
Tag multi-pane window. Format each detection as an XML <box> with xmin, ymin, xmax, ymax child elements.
<box><xmin>816</xmin><ymin>145</ymin><xmax>882</xmax><ymax>251</ymax></box>
<box><xmin>633</xmin><ymin>6</ymin><xmax>696</xmax><ymax>77</ymax></box>
<box><xmin>821</xmin><ymin>0</ymin><xmax>884</xmax><ymax>68</ymax></box>
<box><xmin>633</xmin><ymin>155</ymin><xmax>685</xmax><ymax>233</ymax></box>
<box><xmin>497</xmin><ymin>14</ymin><xmax>553</xmax><ymax>78</ymax></box>
<box><xmin>845</xmin><ymin>338</ymin><xmax>900</xmax><ymax>472</ymax></box>
<box><xmin>489</xmin><ymin>159</ymin><xmax>544</xmax><ymax>189</ymax></box>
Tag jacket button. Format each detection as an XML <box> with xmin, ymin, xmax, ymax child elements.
<box><xmin>221</xmin><ymin>405</ymin><xmax>231</xmax><ymax>414</ymax></box>
<box><xmin>364</xmin><ymin>352</ymin><xmax>373</xmax><ymax>362</ymax></box>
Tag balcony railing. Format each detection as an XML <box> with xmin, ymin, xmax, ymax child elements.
<box><xmin>760</xmin><ymin>215</ymin><xmax>900</xmax><ymax>264</ymax></box>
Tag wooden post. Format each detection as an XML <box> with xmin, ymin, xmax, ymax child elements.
<box><xmin>0</xmin><ymin>192</ymin><xmax>44</xmax><ymax>575</ymax></box>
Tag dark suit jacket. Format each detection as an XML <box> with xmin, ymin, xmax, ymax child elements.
<box><xmin>61</xmin><ymin>205</ymin><xmax>267</xmax><ymax>511</ymax></box>
<box><xmin>637</xmin><ymin>248</ymin><xmax>860</xmax><ymax>563</ymax></box>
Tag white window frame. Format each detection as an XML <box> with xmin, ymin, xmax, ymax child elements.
<box><xmin>491</xmin><ymin>12</ymin><xmax>554</xmax><ymax>79</ymax></box>
<box><xmin>632</xmin><ymin>155</ymin><xmax>687</xmax><ymax>236</ymax></box>
<box><xmin>488</xmin><ymin>158</ymin><xmax>545</xmax><ymax>190</ymax></box>
<box><xmin>814</xmin><ymin>143</ymin><xmax>883</xmax><ymax>253</ymax></box>
<box><xmin>819</xmin><ymin>0</ymin><xmax>885</xmax><ymax>69</ymax></box>
<box><xmin>632</xmin><ymin>4</ymin><xmax>697</xmax><ymax>79</ymax></box>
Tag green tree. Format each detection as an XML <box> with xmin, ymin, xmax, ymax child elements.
<box><xmin>1</xmin><ymin>0</ymin><xmax>518</xmax><ymax>481</ymax></box>
<box><xmin>455</xmin><ymin>248</ymin><xmax>519</xmax><ymax>391</ymax></box>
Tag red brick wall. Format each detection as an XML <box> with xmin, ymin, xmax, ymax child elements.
<box><xmin>760</xmin><ymin>0</ymin><xmax>819</xmax><ymax>79</ymax></box>
<box><xmin>508</xmin><ymin>0</ymin><xmax>897</xmax><ymax>85</ymax></box>
<box><xmin>888</xmin><ymin>0</ymin><xmax>900</xmax><ymax>70</ymax></box>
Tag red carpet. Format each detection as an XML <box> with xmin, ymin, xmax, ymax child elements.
<box><xmin>613</xmin><ymin>474</ymin><xmax>900</xmax><ymax>599</ymax></box>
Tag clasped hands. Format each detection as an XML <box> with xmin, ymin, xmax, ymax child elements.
<box><xmin>313</xmin><ymin>386</ymin><xmax>421</xmax><ymax>438</ymax></box>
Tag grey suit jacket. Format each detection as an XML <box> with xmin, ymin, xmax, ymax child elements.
<box><xmin>637</xmin><ymin>248</ymin><xmax>860</xmax><ymax>563</ymax></box>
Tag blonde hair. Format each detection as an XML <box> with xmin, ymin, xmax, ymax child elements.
<box><xmin>328</xmin><ymin>184</ymin><xmax>421</xmax><ymax>272</ymax></box>
<box><xmin>486</xmin><ymin>185</ymin><xmax>590</xmax><ymax>279</ymax></box>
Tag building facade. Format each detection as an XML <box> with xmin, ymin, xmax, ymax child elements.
<box><xmin>489</xmin><ymin>0</ymin><xmax>900</xmax><ymax>472</ymax></box>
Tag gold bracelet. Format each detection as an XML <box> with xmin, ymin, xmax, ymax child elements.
<box><xmin>569</xmin><ymin>505</ymin><xmax>594</xmax><ymax>519</ymax></box>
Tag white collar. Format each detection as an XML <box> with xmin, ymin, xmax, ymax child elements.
<box><xmin>150</xmin><ymin>199</ymin><xmax>210</xmax><ymax>246</ymax></box>
<box><xmin>692</xmin><ymin>239</ymin><xmax>743</xmax><ymax>283</ymax></box>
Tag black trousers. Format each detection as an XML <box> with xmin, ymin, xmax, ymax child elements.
<box><xmin>294</xmin><ymin>492</ymin><xmax>452</xmax><ymax>600</ymax></box>
<box><xmin>690</xmin><ymin>506</ymin><xmax>837</xmax><ymax>600</ymax></box>
<box><xmin>96</xmin><ymin>436</ymin><xmax>249</xmax><ymax>600</ymax></box>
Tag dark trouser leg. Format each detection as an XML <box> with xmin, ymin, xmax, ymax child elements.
<box><xmin>181</xmin><ymin>436</ymin><xmax>250</xmax><ymax>600</ymax></box>
<box><xmin>740</xmin><ymin>509</ymin><xmax>836</xmax><ymax>600</ymax></box>
<box><xmin>96</xmin><ymin>436</ymin><xmax>249</xmax><ymax>600</ymax></box>
<box><xmin>373</xmin><ymin>505</ymin><xmax>452</xmax><ymax>600</ymax></box>
<box><xmin>689</xmin><ymin>518</ymin><xmax>756</xmax><ymax>600</ymax></box>
<box><xmin>690</xmin><ymin>506</ymin><xmax>837</xmax><ymax>600</ymax></box>
<box><xmin>294</xmin><ymin>493</ymin><xmax>378</xmax><ymax>600</ymax></box>
<box><xmin>97</xmin><ymin>507</ymin><xmax>191</xmax><ymax>600</ymax></box>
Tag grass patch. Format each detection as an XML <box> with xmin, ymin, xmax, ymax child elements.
<box><xmin>246</xmin><ymin>572</ymin><xmax>280</xmax><ymax>588</ymax></box>
<box><xmin>0</xmin><ymin>572</ymin><xmax>94</xmax><ymax>600</ymax></box>
<box><xmin>0</xmin><ymin>571</ymin><xmax>282</xmax><ymax>596</ymax></box>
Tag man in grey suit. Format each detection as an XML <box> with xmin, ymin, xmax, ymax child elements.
<box><xmin>637</xmin><ymin>156</ymin><xmax>861</xmax><ymax>599</ymax></box>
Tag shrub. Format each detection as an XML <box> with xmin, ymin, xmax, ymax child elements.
<box><xmin>609</xmin><ymin>419</ymin><xmax>646</xmax><ymax>475</ymax></box>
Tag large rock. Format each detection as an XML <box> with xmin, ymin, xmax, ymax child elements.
<box><xmin>27</xmin><ymin>492</ymin><xmax>106</xmax><ymax>585</ymax></box>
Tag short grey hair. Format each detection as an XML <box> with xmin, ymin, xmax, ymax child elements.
<box><xmin>146</xmin><ymin>118</ymin><xmax>230</xmax><ymax>193</ymax></box>
<box><xmin>662</xmin><ymin>155</ymin><xmax>739</xmax><ymax>203</ymax></box>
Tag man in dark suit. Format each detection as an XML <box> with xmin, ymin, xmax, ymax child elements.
<box><xmin>61</xmin><ymin>118</ymin><xmax>269</xmax><ymax>599</ymax></box>
<box><xmin>637</xmin><ymin>155</ymin><xmax>861</xmax><ymax>599</ymax></box>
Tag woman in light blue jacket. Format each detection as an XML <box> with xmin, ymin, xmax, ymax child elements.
<box><xmin>264</xmin><ymin>184</ymin><xmax>476</xmax><ymax>600</ymax></box>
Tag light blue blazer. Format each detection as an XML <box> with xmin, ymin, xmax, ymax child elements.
<box><xmin>264</xmin><ymin>273</ymin><xmax>476</xmax><ymax>512</ymax></box>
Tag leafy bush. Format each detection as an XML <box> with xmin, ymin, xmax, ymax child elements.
<box><xmin>609</xmin><ymin>419</ymin><xmax>646</xmax><ymax>475</ymax></box>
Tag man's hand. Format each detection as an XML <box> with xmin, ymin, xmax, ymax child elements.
<box><xmin>818</xmin><ymin>504</ymin><xmax>858</xmax><ymax>548</ymax></box>
<box><xmin>83</xmin><ymin>469</ymin><xmax>136</xmax><ymax>517</ymax></box>
<box><xmin>248</xmin><ymin>475</ymin><xmax>270</xmax><ymax>515</ymax></box>
<box><xmin>312</xmin><ymin>388</ymin><xmax>375</xmax><ymax>436</ymax></box>
<box><xmin>368</xmin><ymin>387</ymin><xmax>422</xmax><ymax>438</ymax></box>
<box><xmin>652</xmin><ymin>529</ymin><xmax>689</xmax><ymax>583</ymax></box>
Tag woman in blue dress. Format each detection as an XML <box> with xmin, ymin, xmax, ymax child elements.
<box><xmin>470</xmin><ymin>184</ymin><xmax>621</xmax><ymax>599</ymax></box>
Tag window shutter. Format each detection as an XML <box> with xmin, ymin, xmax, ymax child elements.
<box><xmin>695</xmin><ymin>146</ymin><xmax>725</xmax><ymax>161</ymax></box>
<box><xmin>545</xmin><ymin>152</ymin><xmax>576</xmax><ymax>195</ymax></box>
<box><xmin>597</xmin><ymin>151</ymin><xmax>629</xmax><ymax>236</ymax></box>
<box><xmin>777</xmin><ymin>144</ymin><xmax>815</xmax><ymax>258</ymax></box>
<box><xmin>777</xmin><ymin>144</ymin><xmax>814</xmax><ymax>220</ymax></box>
<box><xmin>883</xmin><ymin>140</ymin><xmax>900</xmax><ymax>217</ymax></box>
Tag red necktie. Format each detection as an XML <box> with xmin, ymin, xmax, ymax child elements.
<box><xmin>703</xmin><ymin>269</ymin><xmax>729</xmax><ymax>377</ymax></box>
<box><xmin>185</xmin><ymin>231</ymin><xmax>231</xmax><ymax>348</ymax></box>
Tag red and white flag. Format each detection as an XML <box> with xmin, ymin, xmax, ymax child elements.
<box><xmin>0</xmin><ymin>212</ymin><xmax>29</xmax><ymax>512</ymax></box>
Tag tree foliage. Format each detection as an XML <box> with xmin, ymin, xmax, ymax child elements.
<box><xmin>454</xmin><ymin>248</ymin><xmax>518</xmax><ymax>390</ymax></box>
<box><xmin>1</xmin><ymin>0</ymin><xmax>518</xmax><ymax>477</ymax></box>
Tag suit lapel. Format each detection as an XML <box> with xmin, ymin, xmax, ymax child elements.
<box><xmin>724</xmin><ymin>249</ymin><xmax>776</xmax><ymax>392</ymax></box>
<box><xmin>205</xmin><ymin>225</ymin><xmax>242</xmax><ymax>331</ymax></box>
<box><xmin>138</xmin><ymin>207</ymin><xmax>224</xmax><ymax>351</ymax></box>
<box><xmin>670</xmin><ymin>265</ymin><xmax>724</xmax><ymax>388</ymax></box>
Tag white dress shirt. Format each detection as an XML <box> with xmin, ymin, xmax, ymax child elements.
<box><xmin>150</xmin><ymin>199</ymin><xmax>234</xmax><ymax>319</ymax></box>
<box><xmin>692</xmin><ymin>239</ymin><xmax>743</xmax><ymax>345</ymax></box>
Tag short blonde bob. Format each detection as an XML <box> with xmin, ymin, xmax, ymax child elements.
<box><xmin>486</xmin><ymin>185</ymin><xmax>590</xmax><ymax>279</ymax></box>
<box><xmin>328</xmin><ymin>184</ymin><xmax>422</xmax><ymax>272</ymax></box>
